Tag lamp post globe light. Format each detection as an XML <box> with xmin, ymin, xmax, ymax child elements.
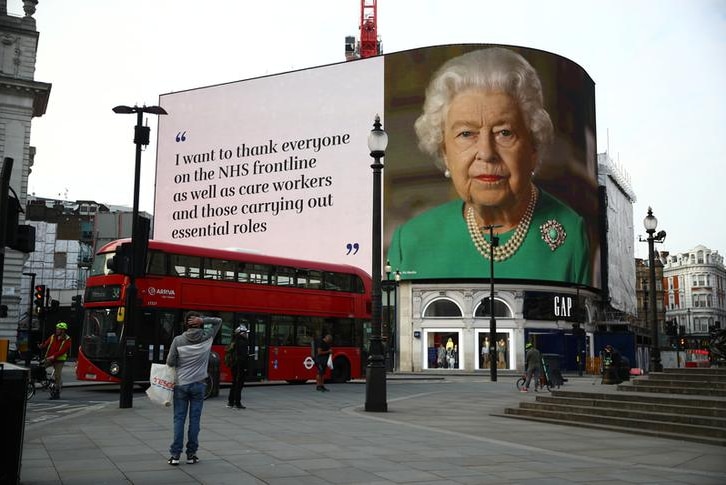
<box><xmin>113</xmin><ymin>104</ymin><xmax>168</xmax><ymax>408</ymax></box>
<box><xmin>643</xmin><ymin>206</ymin><xmax>666</xmax><ymax>373</ymax></box>
<box><xmin>365</xmin><ymin>114</ymin><xmax>388</xmax><ymax>412</ymax></box>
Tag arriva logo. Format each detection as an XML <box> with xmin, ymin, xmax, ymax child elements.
<box><xmin>147</xmin><ymin>287</ymin><xmax>176</xmax><ymax>297</ymax></box>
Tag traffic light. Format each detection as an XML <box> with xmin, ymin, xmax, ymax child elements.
<box><xmin>71</xmin><ymin>295</ymin><xmax>83</xmax><ymax>313</ymax></box>
<box><xmin>107</xmin><ymin>243</ymin><xmax>133</xmax><ymax>275</ymax></box>
<box><xmin>33</xmin><ymin>284</ymin><xmax>46</xmax><ymax>308</ymax></box>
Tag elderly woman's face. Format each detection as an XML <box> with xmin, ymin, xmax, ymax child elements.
<box><xmin>442</xmin><ymin>89</ymin><xmax>536</xmax><ymax>212</ymax></box>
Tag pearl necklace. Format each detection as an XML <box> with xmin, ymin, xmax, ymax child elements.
<box><xmin>466</xmin><ymin>185</ymin><xmax>538</xmax><ymax>262</ymax></box>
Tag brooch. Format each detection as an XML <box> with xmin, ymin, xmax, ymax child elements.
<box><xmin>540</xmin><ymin>220</ymin><xmax>566</xmax><ymax>251</ymax></box>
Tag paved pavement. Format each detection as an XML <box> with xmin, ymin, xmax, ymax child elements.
<box><xmin>19</xmin><ymin>365</ymin><xmax>726</xmax><ymax>484</ymax></box>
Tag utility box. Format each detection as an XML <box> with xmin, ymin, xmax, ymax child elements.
<box><xmin>0</xmin><ymin>363</ymin><xmax>30</xmax><ymax>484</ymax></box>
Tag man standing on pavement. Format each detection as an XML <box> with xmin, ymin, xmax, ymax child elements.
<box><xmin>315</xmin><ymin>333</ymin><xmax>333</xmax><ymax>392</ymax></box>
<box><xmin>226</xmin><ymin>324</ymin><xmax>250</xmax><ymax>409</ymax></box>
<box><xmin>39</xmin><ymin>322</ymin><xmax>72</xmax><ymax>400</ymax></box>
<box><xmin>166</xmin><ymin>311</ymin><xmax>222</xmax><ymax>466</ymax></box>
<box><xmin>522</xmin><ymin>341</ymin><xmax>542</xmax><ymax>392</ymax></box>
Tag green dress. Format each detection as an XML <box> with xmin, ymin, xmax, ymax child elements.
<box><xmin>387</xmin><ymin>189</ymin><xmax>591</xmax><ymax>285</ymax></box>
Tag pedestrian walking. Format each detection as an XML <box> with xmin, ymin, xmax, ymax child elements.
<box><xmin>38</xmin><ymin>322</ymin><xmax>72</xmax><ymax>399</ymax></box>
<box><xmin>522</xmin><ymin>341</ymin><xmax>542</xmax><ymax>392</ymax></box>
<box><xmin>315</xmin><ymin>333</ymin><xmax>332</xmax><ymax>392</ymax></box>
<box><xmin>226</xmin><ymin>324</ymin><xmax>250</xmax><ymax>409</ymax></box>
<box><xmin>166</xmin><ymin>311</ymin><xmax>222</xmax><ymax>466</ymax></box>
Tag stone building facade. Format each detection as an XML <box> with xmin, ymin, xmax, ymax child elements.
<box><xmin>0</xmin><ymin>0</ymin><xmax>51</xmax><ymax>341</ymax></box>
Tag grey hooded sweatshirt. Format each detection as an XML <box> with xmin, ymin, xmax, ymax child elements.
<box><xmin>166</xmin><ymin>317</ymin><xmax>222</xmax><ymax>386</ymax></box>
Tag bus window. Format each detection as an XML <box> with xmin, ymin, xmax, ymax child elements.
<box><xmin>90</xmin><ymin>252</ymin><xmax>114</xmax><ymax>277</ymax></box>
<box><xmin>276</xmin><ymin>266</ymin><xmax>295</xmax><ymax>287</ymax></box>
<box><xmin>324</xmin><ymin>272</ymin><xmax>352</xmax><ymax>292</ymax></box>
<box><xmin>332</xmin><ymin>318</ymin><xmax>355</xmax><ymax>346</ymax></box>
<box><xmin>296</xmin><ymin>270</ymin><xmax>309</xmax><ymax>288</ymax></box>
<box><xmin>170</xmin><ymin>254</ymin><xmax>202</xmax><ymax>278</ymax></box>
<box><xmin>238</xmin><ymin>263</ymin><xmax>272</xmax><ymax>284</ymax></box>
<box><xmin>271</xmin><ymin>315</ymin><xmax>294</xmax><ymax>346</ymax></box>
<box><xmin>203</xmin><ymin>258</ymin><xmax>236</xmax><ymax>281</ymax></box>
<box><xmin>308</xmin><ymin>270</ymin><xmax>322</xmax><ymax>289</ymax></box>
<box><xmin>298</xmin><ymin>270</ymin><xmax>322</xmax><ymax>289</ymax></box>
<box><xmin>296</xmin><ymin>317</ymin><xmax>315</xmax><ymax>346</ymax></box>
<box><xmin>147</xmin><ymin>250</ymin><xmax>167</xmax><ymax>275</ymax></box>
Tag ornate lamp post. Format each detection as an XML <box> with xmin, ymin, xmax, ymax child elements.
<box><xmin>113</xmin><ymin>105</ymin><xmax>167</xmax><ymax>408</ymax></box>
<box><xmin>483</xmin><ymin>224</ymin><xmax>501</xmax><ymax>381</ymax></box>
<box><xmin>642</xmin><ymin>207</ymin><xmax>666</xmax><ymax>373</ymax></box>
<box><xmin>365</xmin><ymin>115</ymin><xmax>388</xmax><ymax>412</ymax></box>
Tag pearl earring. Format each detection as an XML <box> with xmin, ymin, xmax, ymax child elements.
<box><xmin>444</xmin><ymin>169</ymin><xmax>451</xmax><ymax>178</ymax></box>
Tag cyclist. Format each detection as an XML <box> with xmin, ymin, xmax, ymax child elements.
<box><xmin>521</xmin><ymin>341</ymin><xmax>542</xmax><ymax>392</ymax></box>
<box><xmin>39</xmin><ymin>322</ymin><xmax>72</xmax><ymax>399</ymax></box>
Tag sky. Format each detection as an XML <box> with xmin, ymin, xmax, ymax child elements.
<box><xmin>24</xmin><ymin>0</ymin><xmax>726</xmax><ymax>259</ymax></box>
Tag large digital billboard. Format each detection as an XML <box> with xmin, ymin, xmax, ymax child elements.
<box><xmin>155</xmin><ymin>44</ymin><xmax>600</xmax><ymax>289</ymax></box>
<box><xmin>156</xmin><ymin>58</ymin><xmax>384</xmax><ymax>271</ymax></box>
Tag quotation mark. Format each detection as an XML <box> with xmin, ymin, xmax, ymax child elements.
<box><xmin>175</xmin><ymin>131</ymin><xmax>187</xmax><ymax>142</ymax></box>
<box><xmin>346</xmin><ymin>243</ymin><xmax>360</xmax><ymax>255</ymax></box>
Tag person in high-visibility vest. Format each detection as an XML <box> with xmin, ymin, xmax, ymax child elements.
<box><xmin>39</xmin><ymin>322</ymin><xmax>72</xmax><ymax>399</ymax></box>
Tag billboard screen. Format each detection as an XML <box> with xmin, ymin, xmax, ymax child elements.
<box><xmin>155</xmin><ymin>44</ymin><xmax>600</xmax><ymax>289</ymax></box>
<box><xmin>156</xmin><ymin>57</ymin><xmax>384</xmax><ymax>271</ymax></box>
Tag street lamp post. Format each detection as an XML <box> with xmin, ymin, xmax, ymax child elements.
<box><xmin>483</xmin><ymin>224</ymin><xmax>501</xmax><ymax>381</ymax></box>
<box><xmin>642</xmin><ymin>207</ymin><xmax>666</xmax><ymax>373</ymax></box>
<box><xmin>113</xmin><ymin>105</ymin><xmax>167</xmax><ymax>408</ymax></box>
<box><xmin>365</xmin><ymin>115</ymin><xmax>388</xmax><ymax>412</ymax></box>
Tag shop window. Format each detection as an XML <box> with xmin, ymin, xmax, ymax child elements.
<box><xmin>474</xmin><ymin>298</ymin><xmax>512</xmax><ymax>318</ymax></box>
<box><xmin>423</xmin><ymin>298</ymin><xmax>462</xmax><ymax>317</ymax></box>
<box><xmin>476</xmin><ymin>331</ymin><xmax>512</xmax><ymax>370</ymax></box>
<box><xmin>424</xmin><ymin>330</ymin><xmax>461</xmax><ymax>369</ymax></box>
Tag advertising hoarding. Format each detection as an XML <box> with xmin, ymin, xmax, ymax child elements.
<box><xmin>155</xmin><ymin>44</ymin><xmax>600</xmax><ymax>289</ymax></box>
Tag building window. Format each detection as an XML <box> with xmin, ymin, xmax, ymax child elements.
<box><xmin>423</xmin><ymin>298</ymin><xmax>463</xmax><ymax>318</ymax></box>
<box><xmin>474</xmin><ymin>298</ymin><xmax>513</xmax><ymax>318</ymax></box>
<box><xmin>54</xmin><ymin>252</ymin><xmax>67</xmax><ymax>269</ymax></box>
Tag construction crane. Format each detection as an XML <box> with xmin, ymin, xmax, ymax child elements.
<box><xmin>345</xmin><ymin>0</ymin><xmax>382</xmax><ymax>61</ymax></box>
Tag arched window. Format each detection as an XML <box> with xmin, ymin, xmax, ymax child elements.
<box><xmin>474</xmin><ymin>298</ymin><xmax>512</xmax><ymax>318</ymax></box>
<box><xmin>423</xmin><ymin>298</ymin><xmax>463</xmax><ymax>317</ymax></box>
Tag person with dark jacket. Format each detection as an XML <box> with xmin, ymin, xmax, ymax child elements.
<box><xmin>226</xmin><ymin>324</ymin><xmax>250</xmax><ymax>409</ymax></box>
<box><xmin>315</xmin><ymin>334</ymin><xmax>332</xmax><ymax>392</ymax></box>
<box><xmin>522</xmin><ymin>342</ymin><xmax>542</xmax><ymax>392</ymax></box>
<box><xmin>166</xmin><ymin>311</ymin><xmax>222</xmax><ymax>466</ymax></box>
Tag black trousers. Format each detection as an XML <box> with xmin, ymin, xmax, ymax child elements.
<box><xmin>228</xmin><ymin>365</ymin><xmax>248</xmax><ymax>405</ymax></box>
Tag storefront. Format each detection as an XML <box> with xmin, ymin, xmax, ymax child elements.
<box><xmin>396</xmin><ymin>283</ymin><xmax>596</xmax><ymax>373</ymax></box>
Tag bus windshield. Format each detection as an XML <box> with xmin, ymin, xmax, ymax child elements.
<box><xmin>90</xmin><ymin>252</ymin><xmax>114</xmax><ymax>277</ymax></box>
<box><xmin>81</xmin><ymin>307</ymin><xmax>124</xmax><ymax>359</ymax></box>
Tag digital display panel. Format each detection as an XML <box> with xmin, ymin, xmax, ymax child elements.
<box><xmin>155</xmin><ymin>44</ymin><xmax>600</xmax><ymax>289</ymax></box>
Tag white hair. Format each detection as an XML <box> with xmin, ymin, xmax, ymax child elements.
<box><xmin>414</xmin><ymin>47</ymin><xmax>554</xmax><ymax>171</ymax></box>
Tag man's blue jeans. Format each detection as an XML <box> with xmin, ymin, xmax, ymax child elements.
<box><xmin>169</xmin><ymin>381</ymin><xmax>205</xmax><ymax>457</ymax></box>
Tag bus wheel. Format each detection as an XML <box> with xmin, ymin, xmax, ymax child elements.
<box><xmin>329</xmin><ymin>357</ymin><xmax>350</xmax><ymax>383</ymax></box>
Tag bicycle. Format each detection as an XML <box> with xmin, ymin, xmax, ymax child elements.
<box><xmin>26</xmin><ymin>363</ymin><xmax>57</xmax><ymax>401</ymax></box>
<box><xmin>515</xmin><ymin>362</ymin><xmax>552</xmax><ymax>392</ymax></box>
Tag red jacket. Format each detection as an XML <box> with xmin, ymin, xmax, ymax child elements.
<box><xmin>41</xmin><ymin>333</ymin><xmax>72</xmax><ymax>361</ymax></box>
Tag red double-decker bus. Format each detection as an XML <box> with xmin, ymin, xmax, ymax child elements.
<box><xmin>76</xmin><ymin>240</ymin><xmax>371</xmax><ymax>389</ymax></box>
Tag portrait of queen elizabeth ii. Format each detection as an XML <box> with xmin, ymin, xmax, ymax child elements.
<box><xmin>386</xmin><ymin>46</ymin><xmax>592</xmax><ymax>285</ymax></box>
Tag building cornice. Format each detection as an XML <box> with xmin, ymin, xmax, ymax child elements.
<box><xmin>0</xmin><ymin>74</ymin><xmax>50</xmax><ymax>116</ymax></box>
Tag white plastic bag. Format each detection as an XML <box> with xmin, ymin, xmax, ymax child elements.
<box><xmin>146</xmin><ymin>363</ymin><xmax>175</xmax><ymax>407</ymax></box>
<box><xmin>327</xmin><ymin>355</ymin><xmax>334</xmax><ymax>370</ymax></box>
